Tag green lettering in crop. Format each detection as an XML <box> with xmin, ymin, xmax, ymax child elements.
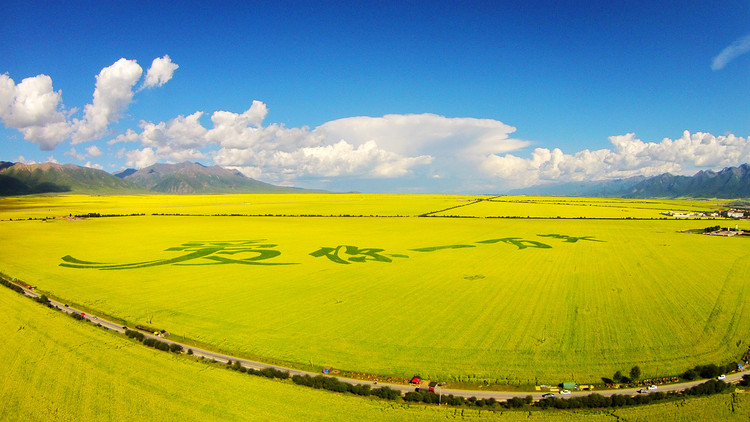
<box><xmin>537</xmin><ymin>234</ymin><xmax>605</xmax><ymax>243</ymax></box>
<box><xmin>409</xmin><ymin>245</ymin><xmax>476</xmax><ymax>252</ymax></box>
<box><xmin>476</xmin><ymin>237</ymin><xmax>552</xmax><ymax>249</ymax></box>
<box><xmin>60</xmin><ymin>240</ymin><xmax>298</xmax><ymax>270</ymax></box>
<box><xmin>310</xmin><ymin>246</ymin><xmax>405</xmax><ymax>264</ymax></box>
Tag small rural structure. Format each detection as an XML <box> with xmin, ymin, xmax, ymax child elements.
<box><xmin>660</xmin><ymin>211</ymin><xmax>706</xmax><ymax>218</ymax></box>
<box><xmin>562</xmin><ymin>381</ymin><xmax>577</xmax><ymax>390</ymax></box>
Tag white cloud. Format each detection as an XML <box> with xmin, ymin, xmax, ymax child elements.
<box><xmin>96</xmin><ymin>94</ymin><xmax>750</xmax><ymax>191</ymax></box>
<box><xmin>142</xmin><ymin>55</ymin><xmax>179</xmax><ymax>89</ymax></box>
<box><xmin>140</xmin><ymin>111</ymin><xmax>208</xmax><ymax>149</ymax></box>
<box><xmin>204</xmin><ymin>100</ymin><xmax>275</xmax><ymax>149</ymax></box>
<box><xmin>483</xmin><ymin>131</ymin><xmax>750</xmax><ymax>188</ymax></box>
<box><xmin>0</xmin><ymin>74</ymin><xmax>71</xmax><ymax>150</ymax></box>
<box><xmin>224</xmin><ymin>165</ymin><xmax>263</xmax><ymax>179</ymax></box>
<box><xmin>114</xmin><ymin>111</ymin><xmax>209</xmax><ymax>166</ymax></box>
<box><xmin>72</xmin><ymin>58</ymin><xmax>144</xmax><ymax>144</ymax></box>
<box><xmin>0</xmin><ymin>56</ymin><xmax>177</xmax><ymax>151</ymax></box>
<box><xmin>15</xmin><ymin>155</ymin><xmax>35</xmax><ymax>164</ymax></box>
<box><xmin>46</xmin><ymin>155</ymin><xmax>58</xmax><ymax>164</ymax></box>
<box><xmin>120</xmin><ymin>101</ymin><xmax>527</xmax><ymax>187</ymax></box>
<box><xmin>65</xmin><ymin>147</ymin><xmax>86</xmax><ymax>161</ymax></box>
<box><xmin>85</xmin><ymin>145</ymin><xmax>102</xmax><ymax>157</ymax></box>
<box><xmin>712</xmin><ymin>33</ymin><xmax>750</xmax><ymax>70</ymax></box>
<box><xmin>164</xmin><ymin>147</ymin><xmax>206</xmax><ymax>163</ymax></box>
<box><xmin>314</xmin><ymin>113</ymin><xmax>526</xmax><ymax>158</ymax></box>
<box><xmin>220</xmin><ymin>139</ymin><xmax>433</xmax><ymax>179</ymax></box>
<box><xmin>2</xmin><ymin>56</ymin><xmax>177</xmax><ymax>151</ymax></box>
<box><xmin>0</xmin><ymin>74</ymin><xmax>64</xmax><ymax>128</ymax></box>
<box><xmin>84</xmin><ymin>161</ymin><xmax>103</xmax><ymax>170</ymax></box>
<box><xmin>65</xmin><ymin>145</ymin><xmax>103</xmax><ymax>161</ymax></box>
<box><xmin>123</xmin><ymin>147</ymin><xmax>158</xmax><ymax>168</ymax></box>
<box><xmin>107</xmin><ymin>128</ymin><xmax>140</xmax><ymax>145</ymax></box>
<box><xmin>122</xmin><ymin>144</ymin><xmax>206</xmax><ymax>168</ymax></box>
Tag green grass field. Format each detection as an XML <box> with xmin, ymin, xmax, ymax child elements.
<box><xmin>1</xmin><ymin>285</ymin><xmax>749</xmax><ymax>421</ymax></box>
<box><xmin>0</xmin><ymin>194</ymin><xmax>747</xmax><ymax>386</ymax></box>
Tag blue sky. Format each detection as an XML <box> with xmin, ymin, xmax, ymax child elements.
<box><xmin>2</xmin><ymin>1</ymin><xmax>750</xmax><ymax>193</ymax></box>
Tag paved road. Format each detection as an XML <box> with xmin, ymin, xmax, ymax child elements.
<box><xmin>18</xmin><ymin>285</ymin><xmax>748</xmax><ymax>402</ymax></box>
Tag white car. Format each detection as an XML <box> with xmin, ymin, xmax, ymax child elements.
<box><xmin>647</xmin><ymin>385</ymin><xmax>657</xmax><ymax>390</ymax></box>
<box><xmin>560</xmin><ymin>390</ymin><xmax>571</xmax><ymax>395</ymax></box>
<box><xmin>717</xmin><ymin>375</ymin><xmax>726</xmax><ymax>380</ymax></box>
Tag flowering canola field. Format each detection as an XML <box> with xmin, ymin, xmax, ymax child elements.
<box><xmin>0</xmin><ymin>194</ymin><xmax>746</xmax><ymax>385</ymax></box>
<box><xmin>3</xmin><ymin>286</ymin><xmax>750</xmax><ymax>421</ymax></box>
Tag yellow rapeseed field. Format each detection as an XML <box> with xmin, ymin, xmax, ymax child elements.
<box><xmin>1</xmin><ymin>285</ymin><xmax>749</xmax><ymax>421</ymax></box>
<box><xmin>0</xmin><ymin>194</ymin><xmax>747</xmax><ymax>385</ymax></box>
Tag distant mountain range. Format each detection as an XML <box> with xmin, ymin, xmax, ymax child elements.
<box><xmin>624</xmin><ymin>164</ymin><xmax>750</xmax><ymax>198</ymax></box>
<box><xmin>0</xmin><ymin>162</ymin><xmax>145</xmax><ymax>195</ymax></box>
<box><xmin>509</xmin><ymin>164</ymin><xmax>750</xmax><ymax>198</ymax></box>
<box><xmin>0</xmin><ymin>161</ymin><xmax>316</xmax><ymax>196</ymax></box>
<box><xmin>114</xmin><ymin>162</ymin><xmax>312</xmax><ymax>194</ymax></box>
<box><xmin>2</xmin><ymin>161</ymin><xmax>749</xmax><ymax>198</ymax></box>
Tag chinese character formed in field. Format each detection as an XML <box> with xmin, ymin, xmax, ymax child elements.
<box><xmin>476</xmin><ymin>237</ymin><xmax>552</xmax><ymax>250</ymax></box>
<box><xmin>60</xmin><ymin>240</ymin><xmax>298</xmax><ymax>270</ymax></box>
<box><xmin>310</xmin><ymin>246</ymin><xmax>407</xmax><ymax>264</ymax></box>
<box><xmin>537</xmin><ymin>234</ymin><xmax>605</xmax><ymax>243</ymax></box>
<box><xmin>409</xmin><ymin>244</ymin><xmax>476</xmax><ymax>252</ymax></box>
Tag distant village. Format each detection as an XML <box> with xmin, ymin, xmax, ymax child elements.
<box><xmin>660</xmin><ymin>209</ymin><xmax>746</xmax><ymax>219</ymax></box>
<box><xmin>663</xmin><ymin>208</ymin><xmax>748</xmax><ymax>237</ymax></box>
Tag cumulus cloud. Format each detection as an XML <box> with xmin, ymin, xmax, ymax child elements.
<box><xmin>107</xmin><ymin>128</ymin><xmax>140</xmax><ymax>145</ymax></box>
<box><xmin>315</xmin><ymin>113</ymin><xmax>526</xmax><ymax>158</ymax></box>
<box><xmin>140</xmin><ymin>111</ymin><xmax>208</xmax><ymax>149</ymax></box>
<box><xmin>65</xmin><ymin>147</ymin><xmax>86</xmax><ymax>161</ymax></box>
<box><xmin>72</xmin><ymin>58</ymin><xmax>144</xmax><ymax>144</ymax></box>
<box><xmin>712</xmin><ymin>33</ymin><xmax>750</xmax><ymax>70</ymax></box>
<box><xmin>204</xmin><ymin>100</ymin><xmax>276</xmax><ymax>149</ymax></box>
<box><xmin>85</xmin><ymin>145</ymin><xmax>102</xmax><ymax>157</ymax></box>
<box><xmin>15</xmin><ymin>155</ymin><xmax>35</xmax><ymax>164</ymax></box>
<box><xmin>120</xmin><ymin>101</ymin><xmax>534</xmax><ymax>184</ymax></box>
<box><xmin>65</xmin><ymin>145</ymin><xmax>103</xmax><ymax>161</ymax></box>
<box><xmin>0</xmin><ymin>74</ymin><xmax>71</xmax><ymax>150</ymax></box>
<box><xmin>115</xmin><ymin>111</ymin><xmax>209</xmax><ymax>166</ymax></box>
<box><xmin>122</xmin><ymin>147</ymin><xmax>158</xmax><ymax>168</ymax></box>
<box><xmin>224</xmin><ymin>165</ymin><xmax>263</xmax><ymax>179</ymax></box>
<box><xmin>84</xmin><ymin>161</ymin><xmax>103</xmax><ymax>170</ymax></box>
<box><xmin>483</xmin><ymin>131</ymin><xmax>750</xmax><ymax>188</ymax></box>
<box><xmin>2</xmin><ymin>56</ymin><xmax>177</xmax><ymax>151</ymax></box>
<box><xmin>142</xmin><ymin>55</ymin><xmax>179</xmax><ymax>89</ymax></box>
<box><xmin>213</xmin><ymin>139</ymin><xmax>433</xmax><ymax>181</ymax></box>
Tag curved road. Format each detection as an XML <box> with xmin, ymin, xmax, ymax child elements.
<box><xmin>19</xmin><ymin>285</ymin><xmax>748</xmax><ymax>402</ymax></box>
